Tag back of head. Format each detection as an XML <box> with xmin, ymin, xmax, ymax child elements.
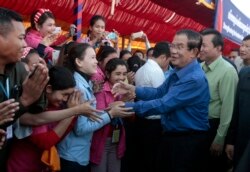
<box><xmin>119</xmin><ymin>49</ymin><xmax>132</xmax><ymax>59</ymax></box>
<box><xmin>243</xmin><ymin>35</ymin><xmax>250</xmax><ymax>41</ymax></box>
<box><xmin>48</xmin><ymin>66</ymin><xmax>76</xmax><ymax>91</ymax></box>
<box><xmin>21</xmin><ymin>48</ymin><xmax>39</xmax><ymax>63</ymax></box>
<box><xmin>146</xmin><ymin>47</ymin><xmax>154</xmax><ymax>58</ymax></box>
<box><xmin>200</xmin><ymin>28</ymin><xmax>224</xmax><ymax>50</ymax></box>
<box><xmin>127</xmin><ymin>55</ymin><xmax>144</xmax><ymax>73</ymax></box>
<box><xmin>133</xmin><ymin>50</ymin><xmax>144</xmax><ymax>60</ymax></box>
<box><xmin>153</xmin><ymin>41</ymin><xmax>170</xmax><ymax>58</ymax></box>
<box><xmin>0</xmin><ymin>7</ymin><xmax>23</xmax><ymax>36</ymax></box>
<box><xmin>96</xmin><ymin>45</ymin><xmax>117</xmax><ymax>62</ymax></box>
<box><xmin>176</xmin><ymin>29</ymin><xmax>202</xmax><ymax>52</ymax></box>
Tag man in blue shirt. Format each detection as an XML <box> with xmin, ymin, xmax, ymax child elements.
<box><xmin>112</xmin><ymin>29</ymin><xmax>210</xmax><ymax>172</ymax></box>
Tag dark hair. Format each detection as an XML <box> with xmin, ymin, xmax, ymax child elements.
<box><xmin>96</xmin><ymin>46</ymin><xmax>117</xmax><ymax>62</ymax></box>
<box><xmin>105</xmin><ymin>58</ymin><xmax>128</xmax><ymax>76</ymax></box>
<box><xmin>66</xmin><ymin>43</ymin><xmax>92</xmax><ymax>72</ymax></box>
<box><xmin>127</xmin><ymin>55</ymin><xmax>144</xmax><ymax>73</ymax></box>
<box><xmin>176</xmin><ymin>29</ymin><xmax>202</xmax><ymax>52</ymax></box>
<box><xmin>48</xmin><ymin>66</ymin><xmax>76</xmax><ymax>91</ymax></box>
<box><xmin>90</xmin><ymin>15</ymin><xmax>105</xmax><ymax>27</ymax></box>
<box><xmin>30</xmin><ymin>9</ymin><xmax>54</xmax><ymax>30</ymax></box>
<box><xmin>21</xmin><ymin>49</ymin><xmax>39</xmax><ymax>64</ymax></box>
<box><xmin>230</xmin><ymin>48</ymin><xmax>239</xmax><ymax>54</ymax></box>
<box><xmin>133</xmin><ymin>50</ymin><xmax>144</xmax><ymax>59</ymax></box>
<box><xmin>0</xmin><ymin>8</ymin><xmax>23</xmax><ymax>36</ymax></box>
<box><xmin>146</xmin><ymin>47</ymin><xmax>154</xmax><ymax>57</ymax></box>
<box><xmin>87</xmin><ymin>15</ymin><xmax>106</xmax><ymax>36</ymax></box>
<box><xmin>200</xmin><ymin>28</ymin><xmax>224</xmax><ymax>49</ymax></box>
<box><xmin>56</xmin><ymin>41</ymin><xmax>77</xmax><ymax>66</ymax></box>
<box><xmin>119</xmin><ymin>49</ymin><xmax>132</xmax><ymax>59</ymax></box>
<box><xmin>243</xmin><ymin>35</ymin><xmax>250</xmax><ymax>41</ymax></box>
<box><xmin>153</xmin><ymin>41</ymin><xmax>170</xmax><ymax>58</ymax></box>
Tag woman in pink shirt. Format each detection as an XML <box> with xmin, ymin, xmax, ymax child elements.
<box><xmin>91</xmin><ymin>46</ymin><xmax>118</xmax><ymax>94</ymax></box>
<box><xmin>25</xmin><ymin>8</ymin><xmax>71</xmax><ymax>63</ymax></box>
<box><xmin>90</xmin><ymin>58</ymin><xmax>128</xmax><ymax>172</ymax></box>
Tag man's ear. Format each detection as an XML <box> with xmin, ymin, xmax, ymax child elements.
<box><xmin>192</xmin><ymin>48</ymin><xmax>199</xmax><ymax>58</ymax></box>
<box><xmin>216</xmin><ymin>45</ymin><xmax>222</xmax><ymax>52</ymax></box>
<box><xmin>46</xmin><ymin>85</ymin><xmax>53</xmax><ymax>94</ymax></box>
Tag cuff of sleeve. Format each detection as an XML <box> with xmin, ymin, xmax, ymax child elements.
<box><xmin>125</xmin><ymin>102</ymin><xmax>134</xmax><ymax>108</ymax></box>
<box><xmin>213</xmin><ymin>134</ymin><xmax>225</xmax><ymax>146</ymax></box>
<box><xmin>102</xmin><ymin>112</ymin><xmax>112</xmax><ymax>124</ymax></box>
<box><xmin>37</xmin><ymin>43</ymin><xmax>47</xmax><ymax>57</ymax></box>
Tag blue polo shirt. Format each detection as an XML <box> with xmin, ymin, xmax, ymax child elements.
<box><xmin>126</xmin><ymin>60</ymin><xmax>210</xmax><ymax>132</ymax></box>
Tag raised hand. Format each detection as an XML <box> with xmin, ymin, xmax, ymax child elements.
<box><xmin>20</xmin><ymin>63</ymin><xmax>49</xmax><ymax>107</ymax></box>
<box><xmin>40</xmin><ymin>34</ymin><xmax>58</xmax><ymax>46</ymax></box>
<box><xmin>0</xmin><ymin>99</ymin><xmax>19</xmax><ymax>125</ymax></box>
<box><xmin>67</xmin><ymin>90</ymin><xmax>81</xmax><ymax>108</ymax></box>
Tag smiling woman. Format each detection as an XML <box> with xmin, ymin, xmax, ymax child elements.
<box><xmin>25</xmin><ymin>8</ymin><xmax>71</xmax><ymax>63</ymax></box>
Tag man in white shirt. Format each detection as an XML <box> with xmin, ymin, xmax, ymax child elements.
<box><xmin>133</xmin><ymin>42</ymin><xmax>171</xmax><ymax>172</ymax></box>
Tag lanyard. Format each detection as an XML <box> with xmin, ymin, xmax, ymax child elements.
<box><xmin>0</xmin><ymin>77</ymin><xmax>10</xmax><ymax>99</ymax></box>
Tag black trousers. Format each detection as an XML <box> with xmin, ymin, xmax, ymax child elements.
<box><xmin>156</xmin><ymin>131</ymin><xmax>208</xmax><ymax>172</ymax></box>
<box><xmin>134</xmin><ymin>117</ymin><xmax>162</xmax><ymax>172</ymax></box>
<box><xmin>60</xmin><ymin>158</ymin><xmax>89</xmax><ymax>172</ymax></box>
<box><xmin>204</xmin><ymin>118</ymin><xmax>232</xmax><ymax>172</ymax></box>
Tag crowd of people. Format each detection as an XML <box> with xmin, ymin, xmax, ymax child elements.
<box><xmin>0</xmin><ymin>6</ymin><xmax>250</xmax><ymax>172</ymax></box>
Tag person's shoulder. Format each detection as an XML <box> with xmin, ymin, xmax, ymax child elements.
<box><xmin>13</xmin><ymin>62</ymin><xmax>28</xmax><ymax>77</ymax></box>
<box><xmin>239</xmin><ymin>66</ymin><xmax>250</xmax><ymax>76</ymax></box>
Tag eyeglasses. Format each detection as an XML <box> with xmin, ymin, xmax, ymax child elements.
<box><xmin>169</xmin><ymin>43</ymin><xmax>188</xmax><ymax>51</ymax></box>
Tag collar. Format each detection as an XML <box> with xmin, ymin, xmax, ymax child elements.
<box><xmin>74</xmin><ymin>71</ymin><xmax>92</xmax><ymax>90</ymax></box>
<box><xmin>172</xmin><ymin>59</ymin><xmax>198</xmax><ymax>79</ymax></box>
<box><xmin>103</xmin><ymin>81</ymin><xmax>112</xmax><ymax>92</ymax></box>
<box><xmin>202</xmin><ymin>56</ymin><xmax>222</xmax><ymax>72</ymax></box>
<box><xmin>76</xmin><ymin>70</ymin><xmax>91</xmax><ymax>82</ymax></box>
<box><xmin>1</xmin><ymin>63</ymin><xmax>16</xmax><ymax>77</ymax></box>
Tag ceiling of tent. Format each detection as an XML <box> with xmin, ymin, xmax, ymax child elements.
<box><xmin>0</xmin><ymin>0</ymin><xmax>239</xmax><ymax>54</ymax></box>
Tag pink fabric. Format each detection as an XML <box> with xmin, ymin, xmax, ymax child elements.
<box><xmin>91</xmin><ymin>65</ymin><xmax>105</xmax><ymax>83</ymax></box>
<box><xmin>25</xmin><ymin>29</ymin><xmax>68</xmax><ymax>61</ymax></box>
<box><xmin>7</xmin><ymin>106</ymin><xmax>74</xmax><ymax>172</ymax></box>
<box><xmin>6</xmin><ymin>124</ymin><xmax>59</xmax><ymax>172</ymax></box>
<box><xmin>7</xmin><ymin>137</ymin><xmax>47</xmax><ymax>172</ymax></box>
<box><xmin>90</xmin><ymin>81</ymin><xmax>126</xmax><ymax>164</ymax></box>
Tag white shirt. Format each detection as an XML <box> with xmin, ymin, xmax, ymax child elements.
<box><xmin>135</xmin><ymin>59</ymin><xmax>165</xmax><ymax>87</ymax></box>
<box><xmin>135</xmin><ymin>59</ymin><xmax>165</xmax><ymax>119</ymax></box>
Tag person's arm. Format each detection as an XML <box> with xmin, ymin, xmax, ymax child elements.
<box><xmin>127</xmin><ymin>37</ymin><xmax>132</xmax><ymax>52</ymax></box>
<box><xmin>20</xmin><ymin>101</ymin><xmax>102</xmax><ymax>126</ymax></box>
<box><xmin>125</xmin><ymin>77</ymin><xmax>207</xmax><ymax>117</ymax></box>
<box><xmin>29</xmin><ymin>117</ymin><xmax>75</xmax><ymax>150</ymax></box>
<box><xmin>142</xmin><ymin>33</ymin><xmax>151</xmax><ymax>50</ymax></box>
<box><xmin>51</xmin><ymin>34</ymin><xmax>69</xmax><ymax>47</ymax></box>
<box><xmin>212</xmin><ymin>69</ymin><xmax>238</xmax><ymax>146</ymax></box>
<box><xmin>225</xmin><ymin>74</ymin><xmax>240</xmax><ymax>160</ymax></box>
